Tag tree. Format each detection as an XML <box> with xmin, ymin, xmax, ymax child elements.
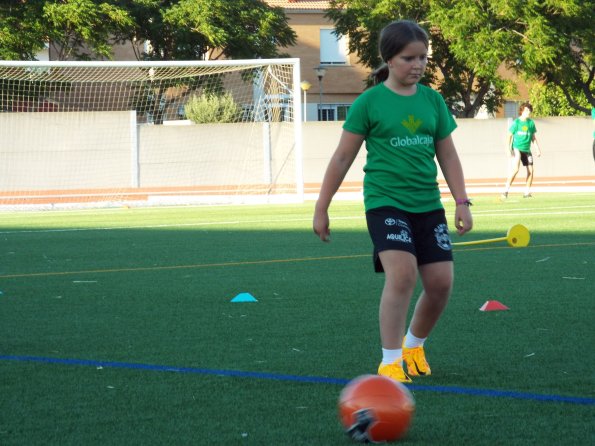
<box><xmin>0</xmin><ymin>2</ymin><xmax>47</xmax><ymax>60</ymax></box>
<box><xmin>429</xmin><ymin>0</ymin><xmax>594</xmax><ymax>114</ymax></box>
<box><xmin>0</xmin><ymin>0</ymin><xmax>134</xmax><ymax>61</ymax></box>
<box><xmin>512</xmin><ymin>0</ymin><xmax>593</xmax><ymax>113</ymax></box>
<box><xmin>44</xmin><ymin>0</ymin><xmax>135</xmax><ymax>60</ymax></box>
<box><xmin>123</xmin><ymin>0</ymin><xmax>296</xmax><ymax>61</ymax></box>
<box><xmin>1</xmin><ymin>1</ymin><xmax>296</xmax><ymax>62</ymax></box>
<box><xmin>528</xmin><ymin>83</ymin><xmax>589</xmax><ymax>117</ymax></box>
<box><xmin>326</xmin><ymin>0</ymin><xmax>510</xmax><ymax>117</ymax></box>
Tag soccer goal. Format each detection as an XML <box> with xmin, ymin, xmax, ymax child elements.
<box><xmin>0</xmin><ymin>59</ymin><xmax>303</xmax><ymax>210</ymax></box>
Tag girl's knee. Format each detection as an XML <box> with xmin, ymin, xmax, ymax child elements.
<box><xmin>426</xmin><ymin>276</ymin><xmax>452</xmax><ymax>298</ymax></box>
<box><xmin>386</xmin><ymin>275</ymin><xmax>417</xmax><ymax>296</ymax></box>
<box><xmin>384</xmin><ymin>268</ymin><xmax>417</xmax><ymax>295</ymax></box>
<box><xmin>420</xmin><ymin>265</ymin><xmax>453</xmax><ymax>298</ymax></box>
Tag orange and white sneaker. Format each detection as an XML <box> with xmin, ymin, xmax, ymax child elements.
<box><xmin>403</xmin><ymin>346</ymin><xmax>431</xmax><ymax>377</ymax></box>
<box><xmin>378</xmin><ymin>361</ymin><xmax>412</xmax><ymax>383</ymax></box>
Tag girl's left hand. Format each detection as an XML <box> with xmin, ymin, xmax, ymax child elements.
<box><xmin>455</xmin><ymin>205</ymin><xmax>473</xmax><ymax>235</ymax></box>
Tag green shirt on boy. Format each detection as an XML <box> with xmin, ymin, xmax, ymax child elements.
<box><xmin>509</xmin><ymin>118</ymin><xmax>537</xmax><ymax>152</ymax></box>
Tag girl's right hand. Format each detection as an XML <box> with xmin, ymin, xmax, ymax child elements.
<box><xmin>313</xmin><ymin>209</ymin><xmax>331</xmax><ymax>242</ymax></box>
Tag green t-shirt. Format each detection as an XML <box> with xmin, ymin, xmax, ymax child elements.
<box><xmin>343</xmin><ymin>83</ymin><xmax>456</xmax><ymax>213</ymax></box>
<box><xmin>509</xmin><ymin>118</ymin><xmax>537</xmax><ymax>152</ymax></box>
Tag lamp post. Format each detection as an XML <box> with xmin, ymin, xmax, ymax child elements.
<box><xmin>300</xmin><ymin>80</ymin><xmax>311</xmax><ymax>122</ymax></box>
<box><xmin>314</xmin><ymin>65</ymin><xmax>327</xmax><ymax>121</ymax></box>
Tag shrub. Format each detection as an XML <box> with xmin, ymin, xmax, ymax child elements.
<box><xmin>184</xmin><ymin>92</ymin><xmax>242</xmax><ymax>123</ymax></box>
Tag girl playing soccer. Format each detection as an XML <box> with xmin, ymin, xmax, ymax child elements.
<box><xmin>313</xmin><ymin>20</ymin><xmax>473</xmax><ymax>383</ymax></box>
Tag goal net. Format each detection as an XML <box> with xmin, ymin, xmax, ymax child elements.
<box><xmin>0</xmin><ymin>59</ymin><xmax>303</xmax><ymax>210</ymax></box>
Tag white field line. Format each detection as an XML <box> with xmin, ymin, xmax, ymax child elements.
<box><xmin>471</xmin><ymin>205</ymin><xmax>595</xmax><ymax>212</ymax></box>
<box><xmin>471</xmin><ymin>210</ymin><xmax>595</xmax><ymax>217</ymax></box>
<box><xmin>1</xmin><ymin>207</ymin><xmax>594</xmax><ymax>235</ymax></box>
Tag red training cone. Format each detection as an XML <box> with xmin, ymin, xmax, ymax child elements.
<box><xmin>479</xmin><ymin>300</ymin><xmax>510</xmax><ymax>311</ymax></box>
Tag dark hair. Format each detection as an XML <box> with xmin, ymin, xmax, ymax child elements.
<box><xmin>370</xmin><ymin>20</ymin><xmax>429</xmax><ymax>85</ymax></box>
<box><xmin>519</xmin><ymin>102</ymin><xmax>533</xmax><ymax>114</ymax></box>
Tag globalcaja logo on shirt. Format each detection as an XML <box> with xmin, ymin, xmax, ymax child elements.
<box><xmin>402</xmin><ymin>115</ymin><xmax>422</xmax><ymax>133</ymax></box>
<box><xmin>390</xmin><ymin>114</ymin><xmax>434</xmax><ymax>148</ymax></box>
<box><xmin>517</xmin><ymin>125</ymin><xmax>529</xmax><ymax>136</ymax></box>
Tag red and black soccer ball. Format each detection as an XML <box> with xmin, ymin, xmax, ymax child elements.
<box><xmin>339</xmin><ymin>375</ymin><xmax>415</xmax><ymax>443</ymax></box>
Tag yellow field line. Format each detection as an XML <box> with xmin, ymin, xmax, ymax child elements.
<box><xmin>0</xmin><ymin>254</ymin><xmax>369</xmax><ymax>279</ymax></box>
<box><xmin>2</xmin><ymin>242</ymin><xmax>593</xmax><ymax>279</ymax></box>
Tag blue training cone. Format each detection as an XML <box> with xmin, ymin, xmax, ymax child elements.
<box><xmin>230</xmin><ymin>292</ymin><xmax>258</xmax><ymax>303</ymax></box>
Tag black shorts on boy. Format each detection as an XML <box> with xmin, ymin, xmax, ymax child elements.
<box><xmin>366</xmin><ymin>206</ymin><xmax>453</xmax><ymax>273</ymax></box>
<box><xmin>519</xmin><ymin>151</ymin><xmax>533</xmax><ymax>166</ymax></box>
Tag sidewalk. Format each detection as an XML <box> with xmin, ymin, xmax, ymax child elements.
<box><xmin>304</xmin><ymin>176</ymin><xmax>595</xmax><ymax>201</ymax></box>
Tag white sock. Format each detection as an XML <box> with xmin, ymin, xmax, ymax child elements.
<box><xmin>403</xmin><ymin>329</ymin><xmax>426</xmax><ymax>349</ymax></box>
<box><xmin>381</xmin><ymin>348</ymin><xmax>402</xmax><ymax>366</ymax></box>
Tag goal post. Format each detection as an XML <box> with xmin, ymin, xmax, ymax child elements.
<box><xmin>0</xmin><ymin>58</ymin><xmax>303</xmax><ymax>210</ymax></box>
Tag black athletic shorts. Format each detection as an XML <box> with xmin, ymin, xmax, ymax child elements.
<box><xmin>365</xmin><ymin>206</ymin><xmax>453</xmax><ymax>272</ymax></box>
<box><xmin>519</xmin><ymin>151</ymin><xmax>533</xmax><ymax>166</ymax></box>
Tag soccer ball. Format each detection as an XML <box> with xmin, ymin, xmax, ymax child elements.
<box><xmin>338</xmin><ymin>374</ymin><xmax>415</xmax><ymax>443</ymax></box>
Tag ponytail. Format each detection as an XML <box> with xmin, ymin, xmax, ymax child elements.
<box><xmin>370</xmin><ymin>64</ymin><xmax>389</xmax><ymax>85</ymax></box>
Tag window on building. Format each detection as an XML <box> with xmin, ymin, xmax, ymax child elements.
<box><xmin>336</xmin><ymin>105</ymin><xmax>350</xmax><ymax>121</ymax></box>
<box><xmin>320</xmin><ymin>29</ymin><xmax>349</xmax><ymax>65</ymax></box>
<box><xmin>318</xmin><ymin>104</ymin><xmax>351</xmax><ymax>121</ymax></box>
<box><xmin>504</xmin><ymin>101</ymin><xmax>521</xmax><ymax>118</ymax></box>
<box><xmin>318</xmin><ymin>107</ymin><xmax>334</xmax><ymax>121</ymax></box>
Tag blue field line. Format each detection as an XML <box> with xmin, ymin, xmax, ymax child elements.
<box><xmin>2</xmin><ymin>354</ymin><xmax>593</xmax><ymax>406</ymax></box>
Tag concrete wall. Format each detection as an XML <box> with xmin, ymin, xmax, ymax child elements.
<box><xmin>0</xmin><ymin>112</ymin><xmax>297</xmax><ymax>190</ymax></box>
<box><xmin>0</xmin><ymin>111</ymin><xmax>133</xmax><ymax>189</ymax></box>
<box><xmin>138</xmin><ymin>121</ymin><xmax>296</xmax><ymax>187</ymax></box>
<box><xmin>0</xmin><ymin>113</ymin><xmax>593</xmax><ymax>192</ymax></box>
<box><xmin>302</xmin><ymin>117</ymin><xmax>595</xmax><ymax>185</ymax></box>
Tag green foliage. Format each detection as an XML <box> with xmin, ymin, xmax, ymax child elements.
<box><xmin>428</xmin><ymin>0</ymin><xmax>516</xmax><ymax>78</ymax></box>
<box><xmin>0</xmin><ymin>0</ymin><xmax>295</xmax><ymax>61</ymax></box>
<box><xmin>0</xmin><ymin>0</ymin><xmax>134</xmax><ymax>61</ymax></box>
<box><xmin>529</xmin><ymin>83</ymin><xmax>590</xmax><ymax>117</ymax></box>
<box><xmin>327</xmin><ymin>0</ymin><xmax>593</xmax><ymax>116</ymax></box>
<box><xmin>184</xmin><ymin>92</ymin><xmax>242</xmax><ymax>124</ymax></box>
<box><xmin>516</xmin><ymin>0</ymin><xmax>594</xmax><ymax>114</ymax></box>
<box><xmin>0</xmin><ymin>2</ymin><xmax>47</xmax><ymax>60</ymax></box>
<box><xmin>428</xmin><ymin>0</ymin><xmax>594</xmax><ymax>114</ymax></box>
<box><xmin>43</xmin><ymin>0</ymin><xmax>135</xmax><ymax>60</ymax></box>
<box><xmin>128</xmin><ymin>0</ymin><xmax>296</xmax><ymax>60</ymax></box>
